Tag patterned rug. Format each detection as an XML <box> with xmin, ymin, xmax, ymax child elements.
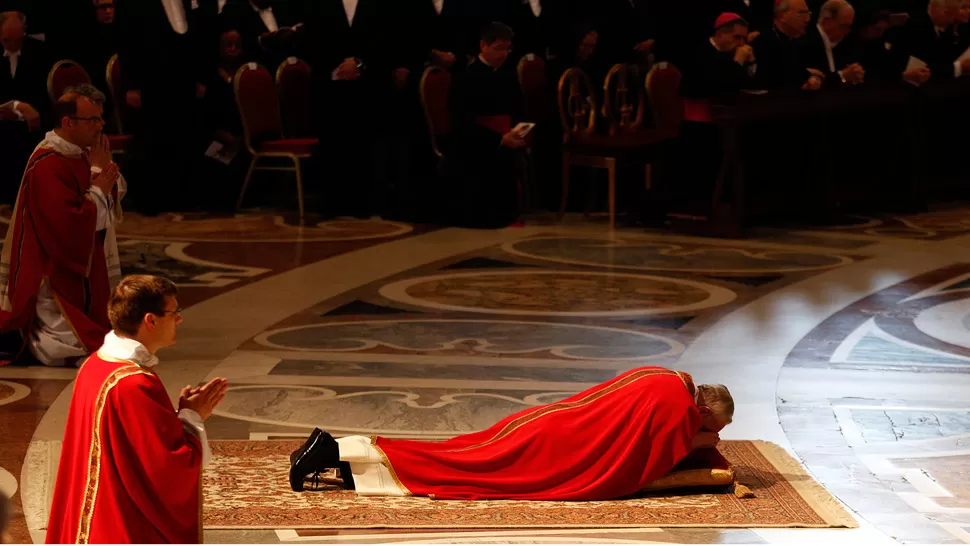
<box><xmin>203</xmin><ymin>440</ymin><xmax>855</xmax><ymax>529</ymax></box>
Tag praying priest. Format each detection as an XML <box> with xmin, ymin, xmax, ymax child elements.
<box><xmin>289</xmin><ymin>366</ymin><xmax>733</xmax><ymax>501</ymax></box>
<box><xmin>0</xmin><ymin>84</ymin><xmax>124</xmax><ymax>367</ymax></box>
<box><xmin>45</xmin><ymin>275</ymin><xmax>229</xmax><ymax>543</ymax></box>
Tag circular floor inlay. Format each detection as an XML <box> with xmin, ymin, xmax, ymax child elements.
<box><xmin>0</xmin><ymin>466</ymin><xmax>17</xmax><ymax>497</ymax></box>
<box><xmin>0</xmin><ymin>380</ymin><xmax>30</xmax><ymax>406</ymax></box>
<box><xmin>378</xmin><ymin>271</ymin><xmax>735</xmax><ymax>317</ymax></box>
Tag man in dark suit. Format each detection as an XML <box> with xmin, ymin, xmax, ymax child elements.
<box><xmin>220</xmin><ymin>0</ymin><xmax>307</xmax><ymax>69</ymax></box>
<box><xmin>803</xmin><ymin>0</ymin><xmax>866</xmax><ymax>85</ymax></box>
<box><xmin>750</xmin><ymin>0</ymin><xmax>826</xmax><ymax>89</ymax></box>
<box><xmin>893</xmin><ymin>0</ymin><xmax>969</xmax><ymax>85</ymax></box>
<box><xmin>116</xmin><ymin>0</ymin><xmax>201</xmax><ymax>213</ymax></box>
<box><xmin>577</xmin><ymin>0</ymin><xmax>655</xmax><ymax>68</ymax></box>
<box><xmin>303</xmin><ymin>0</ymin><xmax>406</xmax><ymax>217</ymax></box>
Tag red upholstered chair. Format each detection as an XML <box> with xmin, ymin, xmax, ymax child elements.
<box><xmin>645</xmin><ymin>62</ymin><xmax>683</xmax><ymax>139</ymax></box>
<box><xmin>276</xmin><ymin>57</ymin><xmax>313</xmax><ymax>138</ymax></box>
<box><xmin>47</xmin><ymin>60</ymin><xmax>91</xmax><ymax>105</ymax></box>
<box><xmin>104</xmin><ymin>54</ymin><xmax>133</xmax><ymax>157</ymax></box>
<box><xmin>419</xmin><ymin>65</ymin><xmax>452</xmax><ymax>163</ymax></box>
<box><xmin>234</xmin><ymin>62</ymin><xmax>318</xmax><ymax>223</ymax></box>
<box><xmin>603</xmin><ymin>64</ymin><xmax>645</xmax><ymax>136</ymax></box>
<box><xmin>518</xmin><ymin>54</ymin><xmax>549</xmax><ymax>123</ymax></box>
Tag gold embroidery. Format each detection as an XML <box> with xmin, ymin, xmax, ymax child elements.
<box><xmin>76</xmin><ymin>365</ymin><xmax>152</xmax><ymax>544</ymax></box>
<box><xmin>676</xmin><ymin>371</ymin><xmax>695</xmax><ymax>396</ymax></box>
<box><xmin>370</xmin><ymin>438</ymin><xmax>413</xmax><ymax>497</ymax></box>
<box><xmin>448</xmin><ymin>369</ymin><xmax>680</xmax><ymax>453</ymax></box>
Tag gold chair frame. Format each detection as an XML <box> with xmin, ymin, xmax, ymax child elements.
<box><xmin>47</xmin><ymin>59</ymin><xmax>91</xmax><ymax>105</ymax></box>
<box><xmin>419</xmin><ymin>65</ymin><xmax>449</xmax><ymax>160</ymax></box>
<box><xmin>275</xmin><ymin>57</ymin><xmax>311</xmax><ymax>139</ymax></box>
<box><xmin>233</xmin><ymin>63</ymin><xmax>306</xmax><ymax>224</ymax></box>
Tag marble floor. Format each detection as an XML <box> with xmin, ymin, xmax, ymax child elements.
<box><xmin>3</xmin><ymin>209</ymin><xmax>970</xmax><ymax>544</ymax></box>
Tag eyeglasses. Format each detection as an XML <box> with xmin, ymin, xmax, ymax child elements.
<box><xmin>156</xmin><ymin>307</ymin><xmax>183</xmax><ymax>317</ymax></box>
<box><xmin>68</xmin><ymin>115</ymin><xmax>104</xmax><ymax>123</ymax></box>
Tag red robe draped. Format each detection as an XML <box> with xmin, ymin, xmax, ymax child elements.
<box><xmin>374</xmin><ymin>366</ymin><xmax>701</xmax><ymax>501</ymax></box>
<box><xmin>46</xmin><ymin>353</ymin><xmax>204</xmax><ymax>544</ymax></box>
<box><xmin>0</xmin><ymin>147</ymin><xmax>112</xmax><ymax>363</ymax></box>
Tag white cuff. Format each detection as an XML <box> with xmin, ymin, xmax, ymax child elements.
<box><xmin>178</xmin><ymin>408</ymin><xmax>212</xmax><ymax>468</ymax></box>
<box><xmin>955</xmin><ymin>61</ymin><xmax>962</xmax><ymax>79</ymax></box>
<box><xmin>12</xmin><ymin>100</ymin><xmax>23</xmax><ymax>120</ymax></box>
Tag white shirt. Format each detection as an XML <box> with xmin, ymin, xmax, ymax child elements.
<box><xmin>432</xmin><ymin>0</ymin><xmax>444</xmax><ymax>15</ymax></box>
<box><xmin>817</xmin><ymin>24</ymin><xmax>837</xmax><ymax>73</ymax></box>
<box><xmin>3</xmin><ymin>49</ymin><xmax>19</xmax><ymax>79</ymax></box>
<box><xmin>161</xmin><ymin>0</ymin><xmax>189</xmax><ymax>34</ymax></box>
<box><xmin>528</xmin><ymin>0</ymin><xmax>541</xmax><ymax>17</ymax></box>
<box><xmin>99</xmin><ymin>331</ymin><xmax>212</xmax><ymax>468</ymax></box>
<box><xmin>343</xmin><ymin>0</ymin><xmax>358</xmax><ymax>25</ymax></box>
<box><xmin>251</xmin><ymin>0</ymin><xmax>279</xmax><ymax>32</ymax></box>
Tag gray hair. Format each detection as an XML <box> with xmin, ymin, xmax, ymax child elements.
<box><xmin>64</xmin><ymin>83</ymin><xmax>106</xmax><ymax>105</ymax></box>
<box><xmin>0</xmin><ymin>11</ymin><xmax>26</xmax><ymax>27</ymax></box>
<box><xmin>819</xmin><ymin>0</ymin><xmax>853</xmax><ymax>20</ymax></box>
<box><xmin>54</xmin><ymin>84</ymin><xmax>107</xmax><ymax>127</ymax></box>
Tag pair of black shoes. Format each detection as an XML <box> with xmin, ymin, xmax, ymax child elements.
<box><xmin>288</xmin><ymin>428</ymin><xmax>355</xmax><ymax>492</ymax></box>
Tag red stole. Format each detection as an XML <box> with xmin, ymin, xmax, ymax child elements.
<box><xmin>0</xmin><ymin>148</ymin><xmax>111</xmax><ymax>363</ymax></box>
<box><xmin>375</xmin><ymin>366</ymin><xmax>701</xmax><ymax>501</ymax></box>
<box><xmin>46</xmin><ymin>353</ymin><xmax>203</xmax><ymax>544</ymax></box>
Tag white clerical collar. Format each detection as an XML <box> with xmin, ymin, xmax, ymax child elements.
<box><xmin>44</xmin><ymin>131</ymin><xmax>84</xmax><ymax>157</ymax></box>
<box><xmin>343</xmin><ymin>0</ymin><xmax>359</xmax><ymax>25</ymax></box>
<box><xmin>99</xmin><ymin>331</ymin><xmax>160</xmax><ymax>369</ymax></box>
<box><xmin>817</xmin><ymin>24</ymin><xmax>837</xmax><ymax>72</ymax></box>
<box><xmin>478</xmin><ymin>54</ymin><xmax>498</xmax><ymax>71</ymax></box>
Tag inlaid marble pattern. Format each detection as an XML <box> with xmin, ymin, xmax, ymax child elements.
<box><xmin>824</xmin><ymin>209</ymin><xmax>970</xmax><ymax>240</ymax></box>
<box><xmin>119</xmin><ymin>241</ymin><xmax>271</xmax><ymax>288</ymax></box>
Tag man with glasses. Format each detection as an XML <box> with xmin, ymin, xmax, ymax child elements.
<box><xmin>805</xmin><ymin>0</ymin><xmax>866</xmax><ymax>85</ymax></box>
<box><xmin>46</xmin><ymin>274</ymin><xmax>229</xmax><ymax>543</ymax></box>
<box><xmin>0</xmin><ymin>84</ymin><xmax>126</xmax><ymax>367</ymax></box>
<box><xmin>750</xmin><ymin>0</ymin><xmax>827</xmax><ymax>89</ymax></box>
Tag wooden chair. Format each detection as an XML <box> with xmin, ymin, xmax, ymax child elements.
<box><xmin>419</xmin><ymin>65</ymin><xmax>452</xmax><ymax>164</ymax></box>
<box><xmin>104</xmin><ymin>54</ymin><xmax>133</xmax><ymax>158</ymax></box>
<box><xmin>557</xmin><ymin>65</ymin><xmax>673</xmax><ymax>228</ymax></box>
<box><xmin>518</xmin><ymin>54</ymin><xmax>549</xmax><ymax>123</ymax></box>
<box><xmin>275</xmin><ymin>57</ymin><xmax>313</xmax><ymax>138</ymax></box>
<box><xmin>234</xmin><ymin>62</ymin><xmax>318</xmax><ymax>223</ymax></box>
<box><xmin>645</xmin><ymin>63</ymin><xmax>683</xmax><ymax>141</ymax></box>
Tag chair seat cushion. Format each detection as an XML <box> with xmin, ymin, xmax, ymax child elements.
<box><xmin>106</xmin><ymin>134</ymin><xmax>132</xmax><ymax>151</ymax></box>
<box><xmin>258</xmin><ymin>138</ymin><xmax>319</xmax><ymax>155</ymax></box>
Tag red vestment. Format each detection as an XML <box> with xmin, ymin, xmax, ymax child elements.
<box><xmin>0</xmin><ymin>146</ymin><xmax>112</xmax><ymax>363</ymax></box>
<box><xmin>375</xmin><ymin>366</ymin><xmax>701</xmax><ymax>501</ymax></box>
<box><xmin>46</xmin><ymin>353</ymin><xmax>204</xmax><ymax>544</ymax></box>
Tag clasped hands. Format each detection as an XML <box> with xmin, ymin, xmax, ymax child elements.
<box><xmin>85</xmin><ymin>135</ymin><xmax>120</xmax><ymax>195</ymax></box>
<box><xmin>178</xmin><ymin>377</ymin><xmax>230</xmax><ymax>421</ymax></box>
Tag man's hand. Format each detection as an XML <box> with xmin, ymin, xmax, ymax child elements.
<box><xmin>392</xmin><ymin>67</ymin><xmax>409</xmax><ymax>89</ymax></box>
<box><xmin>692</xmin><ymin>431</ymin><xmax>721</xmax><ymax>450</ymax></box>
<box><xmin>14</xmin><ymin>102</ymin><xmax>41</xmax><ymax>132</ymax></box>
<box><xmin>125</xmin><ymin>90</ymin><xmax>142</xmax><ymax>108</ymax></box>
<box><xmin>903</xmin><ymin>67</ymin><xmax>932</xmax><ymax>85</ymax></box>
<box><xmin>87</xmin><ymin>134</ymin><xmax>112</xmax><ymax>170</ymax></box>
<box><xmin>734</xmin><ymin>44</ymin><xmax>755</xmax><ymax>65</ymax></box>
<box><xmin>841</xmin><ymin>63</ymin><xmax>865</xmax><ymax>85</ymax></box>
<box><xmin>746</xmin><ymin>31</ymin><xmax>761</xmax><ymax>43</ymax></box>
<box><xmin>334</xmin><ymin>58</ymin><xmax>361</xmax><ymax>81</ymax></box>
<box><xmin>92</xmin><ymin>162</ymin><xmax>120</xmax><ymax>195</ymax></box>
<box><xmin>432</xmin><ymin>49</ymin><xmax>456</xmax><ymax>68</ymax></box>
<box><xmin>178</xmin><ymin>378</ymin><xmax>230</xmax><ymax>421</ymax></box>
<box><xmin>633</xmin><ymin>39</ymin><xmax>655</xmax><ymax>52</ymax></box>
<box><xmin>802</xmin><ymin>68</ymin><xmax>825</xmax><ymax>90</ymax></box>
<box><xmin>960</xmin><ymin>57</ymin><xmax>970</xmax><ymax>75</ymax></box>
<box><xmin>501</xmin><ymin>131</ymin><xmax>528</xmax><ymax>149</ymax></box>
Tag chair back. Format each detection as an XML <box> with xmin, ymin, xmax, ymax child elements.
<box><xmin>105</xmin><ymin>54</ymin><xmax>125</xmax><ymax>134</ymax></box>
<box><xmin>517</xmin><ymin>54</ymin><xmax>548</xmax><ymax>122</ymax></box>
<box><xmin>645</xmin><ymin>62</ymin><xmax>683</xmax><ymax>136</ymax></box>
<box><xmin>234</xmin><ymin>62</ymin><xmax>283</xmax><ymax>155</ymax></box>
<box><xmin>603</xmin><ymin>63</ymin><xmax>645</xmax><ymax>135</ymax></box>
<box><xmin>419</xmin><ymin>65</ymin><xmax>452</xmax><ymax>159</ymax></box>
<box><xmin>276</xmin><ymin>57</ymin><xmax>313</xmax><ymax>138</ymax></box>
<box><xmin>47</xmin><ymin>60</ymin><xmax>92</xmax><ymax>105</ymax></box>
<box><xmin>557</xmin><ymin>67</ymin><xmax>597</xmax><ymax>138</ymax></box>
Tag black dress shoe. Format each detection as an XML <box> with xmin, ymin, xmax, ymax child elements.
<box><xmin>289</xmin><ymin>428</ymin><xmax>340</xmax><ymax>492</ymax></box>
<box><xmin>338</xmin><ymin>461</ymin><xmax>355</xmax><ymax>490</ymax></box>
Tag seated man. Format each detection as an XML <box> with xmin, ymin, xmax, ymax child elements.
<box><xmin>444</xmin><ymin>21</ymin><xmax>530</xmax><ymax>229</ymax></box>
<box><xmin>805</xmin><ymin>0</ymin><xmax>866</xmax><ymax>85</ymax></box>
<box><xmin>750</xmin><ymin>0</ymin><xmax>826</xmax><ymax>90</ymax></box>
<box><xmin>289</xmin><ymin>366</ymin><xmax>732</xmax><ymax>501</ymax></box>
<box><xmin>892</xmin><ymin>0</ymin><xmax>970</xmax><ymax>85</ymax></box>
<box><xmin>0</xmin><ymin>84</ymin><xmax>125</xmax><ymax>367</ymax></box>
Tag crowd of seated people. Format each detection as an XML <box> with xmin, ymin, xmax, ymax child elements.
<box><xmin>1</xmin><ymin>0</ymin><xmax>970</xmax><ymax>228</ymax></box>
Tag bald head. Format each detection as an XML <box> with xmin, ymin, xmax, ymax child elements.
<box><xmin>775</xmin><ymin>0</ymin><xmax>811</xmax><ymax>37</ymax></box>
<box><xmin>0</xmin><ymin>11</ymin><xmax>25</xmax><ymax>53</ymax></box>
<box><xmin>929</xmin><ymin>0</ymin><xmax>961</xmax><ymax>26</ymax></box>
<box><xmin>819</xmin><ymin>0</ymin><xmax>855</xmax><ymax>43</ymax></box>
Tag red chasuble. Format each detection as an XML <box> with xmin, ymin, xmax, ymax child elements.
<box><xmin>375</xmin><ymin>366</ymin><xmax>701</xmax><ymax>501</ymax></box>
<box><xmin>46</xmin><ymin>353</ymin><xmax>203</xmax><ymax>544</ymax></box>
<box><xmin>0</xmin><ymin>147</ymin><xmax>112</xmax><ymax>362</ymax></box>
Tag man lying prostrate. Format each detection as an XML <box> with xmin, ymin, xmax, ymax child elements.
<box><xmin>289</xmin><ymin>366</ymin><xmax>733</xmax><ymax>501</ymax></box>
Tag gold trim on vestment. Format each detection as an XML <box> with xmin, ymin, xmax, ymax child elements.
<box><xmin>676</xmin><ymin>371</ymin><xmax>695</xmax><ymax>396</ymax></box>
<box><xmin>95</xmin><ymin>351</ymin><xmax>154</xmax><ymax>371</ymax></box>
<box><xmin>369</xmin><ymin>437</ymin><xmax>413</xmax><ymax>497</ymax></box>
<box><xmin>76</xmin><ymin>365</ymin><xmax>152</xmax><ymax>544</ymax></box>
<box><xmin>448</xmin><ymin>369</ymin><xmax>682</xmax><ymax>453</ymax></box>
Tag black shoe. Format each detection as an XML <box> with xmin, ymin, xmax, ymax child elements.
<box><xmin>289</xmin><ymin>428</ymin><xmax>340</xmax><ymax>492</ymax></box>
<box><xmin>338</xmin><ymin>461</ymin><xmax>355</xmax><ymax>490</ymax></box>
